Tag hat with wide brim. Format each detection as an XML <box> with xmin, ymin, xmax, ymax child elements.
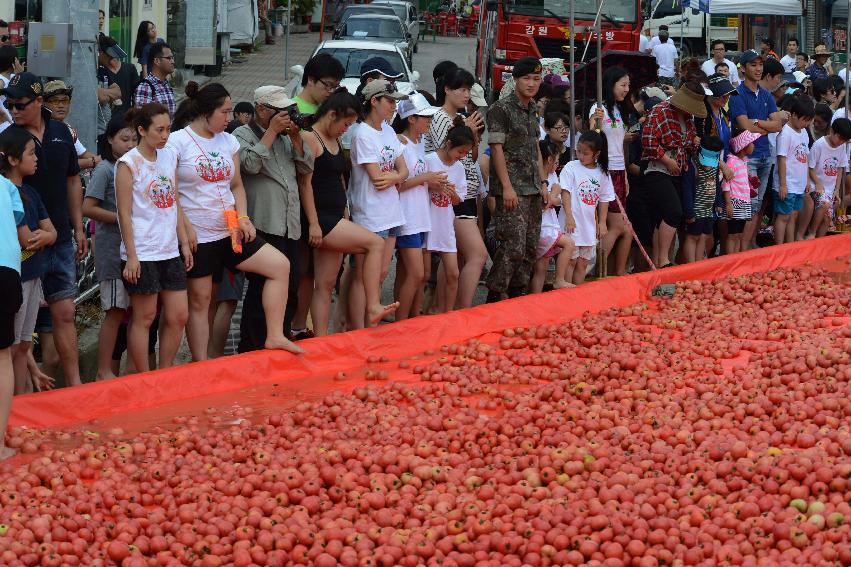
<box><xmin>813</xmin><ymin>45</ymin><xmax>832</xmax><ymax>57</ymax></box>
<box><xmin>730</xmin><ymin>129</ymin><xmax>763</xmax><ymax>154</ymax></box>
<box><xmin>361</xmin><ymin>79</ymin><xmax>408</xmax><ymax>101</ymax></box>
<box><xmin>669</xmin><ymin>84</ymin><xmax>707</xmax><ymax>118</ymax></box>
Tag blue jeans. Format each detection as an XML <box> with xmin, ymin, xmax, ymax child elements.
<box><xmin>748</xmin><ymin>155</ymin><xmax>773</xmax><ymax>217</ymax></box>
<box><xmin>41</xmin><ymin>240</ymin><xmax>77</xmax><ymax>303</ymax></box>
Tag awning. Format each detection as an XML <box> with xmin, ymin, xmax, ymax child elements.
<box><xmin>683</xmin><ymin>0</ymin><xmax>802</xmax><ymax>15</ymax></box>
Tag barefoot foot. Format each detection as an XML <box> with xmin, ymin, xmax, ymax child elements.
<box><xmin>0</xmin><ymin>446</ymin><xmax>18</xmax><ymax>461</ymax></box>
<box><xmin>553</xmin><ymin>280</ymin><xmax>576</xmax><ymax>289</ymax></box>
<box><xmin>265</xmin><ymin>336</ymin><xmax>305</xmax><ymax>354</ymax></box>
<box><xmin>368</xmin><ymin>302</ymin><xmax>400</xmax><ymax>326</ymax></box>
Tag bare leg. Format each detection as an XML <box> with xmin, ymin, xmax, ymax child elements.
<box><xmin>208</xmin><ymin>300</ymin><xmax>237</xmax><ymax>359</ymax></box>
<box><xmin>774</xmin><ymin>214</ymin><xmax>790</xmax><ymax>245</ymax></box>
<box><xmin>796</xmin><ymin>195</ymin><xmax>814</xmax><ymax>240</ymax></box>
<box><xmin>11</xmin><ymin>343</ymin><xmax>30</xmax><ymax>394</ymax></box>
<box><xmin>334</xmin><ymin>260</ymin><xmax>352</xmax><ymax>333</ymax></box>
<box><xmin>158</xmin><ymin>290</ymin><xmax>188</xmax><ymax>368</ymax></box>
<box><xmin>127</xmin><ymin>294</ymin><xmax>158</xmax><ymax>373</ymax></box>
<box><xmin>439</xmin><ymin>253</ymin><xmax>460</xmax><ymax>313</ymax></box>
<box><xmin>553</xmin><ymin>235</ymin><xmax>576</xmax><ymax>288</ymax></box>
<box><xmin>49</xmin><ymin>298</ymin><xmax>81</xmax><ymax>386</ymax></box>
<box><xmin>236</xmin><ymin>244</ymin><xmax>303</xmax><ymax>353</ymax></box>
<box><xmin>602</xmin><ymin>212</ymin><xmax>630</xmax><ymax>276</ymax></box>
<box><xmin>97</xmin><ymin>308</ymin><xmax>125</xmax><ymax>379</ymax></box>
<box><xmin>311</xmin><ymin>248</ymin><xmax>344</xmax><ymax>336</ymax></box>
<box><xmin>395</xmin><ymin>247</ymin><xmax>425</xmax><ymax>321</ymax></box>
<box><xmin>291</xmin><ymin>241</ymin><xmax>313</xmax><ymax>331</ymax></box>
<box><xmin>435</xmin><ymin>261</ymin><xmax>445</xmax><ymax>313</ymax></box>
<box><xmin>38</xmin><ymin>331</ymin><xmax>59</xmax><ymax>377</ymax></box>
<box><xmin>347</xmin><ymin>255</ymin><xmax>367</xmax><ymax>330</ymax></box>
<box><xmin>0</xmin><ymin>347</ymin><xmax>16</xmax><ymax>460</ymax></box>
<box><xmin>655</xmin><ymin>221</ymin><xmax>677</xmax><ymax>268</ymax></box>
<box><xmin>413</xmin><ymin>252</ymin><xmax>431</xmax><ymax>318</ymax></box>
<box><xmin>454</xmin><ymin>218</ymin><xmax>487</xmax><ymax>309</ymax></box>
<box><xmin>186</xmin><ymin>276</ymin><xmax>213</xmax><ymax>362</ymax></box>
<box><xmin>530</xmin><ymin>257</ymin><xmax>548</xmax><ymax>294</ymax></box>
<box><xmin>682</xmin><ymin>234</ymin><xmax>698</xmax><ymax>264</ymax></box>
<box><xmin>572</xmin><ymin>257</ymin><xmax>589</xmax><ymax>285</ymax></box>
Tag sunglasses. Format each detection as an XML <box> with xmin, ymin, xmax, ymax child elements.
<box><xmin>3</xmin><ymin>98</ymin><xmax>35</xmax><ymax>111</ymax></box>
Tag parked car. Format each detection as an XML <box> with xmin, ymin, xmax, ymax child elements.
<box><xmin>371</xmin><ymin>0</ymin><xmax>420</xmax><ymax>53</ymax></box>
<box><xmin>291</xmin><ymin>40</ymin><xmax>420</xmax><ymax>98</ymax></box>
<box><xmin>333</xmin><ymin>14</ymin><xmax>413</xmax><ymax>65</ymax></box>
<box><xmin>334</xmin><ymin>4</ymin><xmax>396</xmax><ymax>28</ymax></box>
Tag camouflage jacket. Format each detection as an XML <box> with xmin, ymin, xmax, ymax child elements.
<box><xmin>486</xmin><ymin>91</ymin><xmax>541</xmax><ymax>197</ymax></box>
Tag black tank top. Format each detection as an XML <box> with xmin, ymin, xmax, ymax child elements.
<box><xmin>311</xmin><ymin>130</ymin><xmax>348</xmax><ymax>215</ymax></box>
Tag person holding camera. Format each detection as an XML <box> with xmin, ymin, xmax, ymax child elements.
<box><xmin>232</xmin><ymin>86</ymin><xmax>313</xmax><ymax>353</ymax></box>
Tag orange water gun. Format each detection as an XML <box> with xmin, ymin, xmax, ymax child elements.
<box><xmin>224</xmin><ymin>210</ymin><xmax>242</xmax><ymax>253</ymax></box>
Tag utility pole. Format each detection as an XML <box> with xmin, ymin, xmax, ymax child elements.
<box><xmin>43</xmin><ymin>0</ymin><xmax>98</xmax><ymax>153</ymax></box>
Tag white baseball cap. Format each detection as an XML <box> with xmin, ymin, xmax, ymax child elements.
<box><xmin>397</xmin><ymin>92</ymin><xmax>440</xmax><ymax>119</ymax></box>
<box><xmin>254</xmin><ymin>85</ymin><xmax>294</xmax><ymax>109</ymax></box>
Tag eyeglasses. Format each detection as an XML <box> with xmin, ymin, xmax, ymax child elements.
<box><xmin>318</xmin><ymin>78</ymin><xmax>340</xmax><ymax>92</ymax></box>
<box><xmin>551</xmin><ymin>126</ymin><xmax>568</xmax><ymax>132</ymax></box>
<box><xmin>156</xmin><ymin>54</ymin><xmax>175</xmax><ymax>61</ymax></box>
<box><xmin>3</xmin><ymin>98</ymin><xmax>35</xmax><ymax>111</ymax></box>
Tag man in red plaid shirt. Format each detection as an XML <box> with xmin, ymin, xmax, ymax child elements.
<box><xmin>641</xmin><ymin>81</ymin><xmax>705</xmax><ymax>268</ymax></box>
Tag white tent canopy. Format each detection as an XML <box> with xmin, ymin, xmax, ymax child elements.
<box><xmin>683</xmin><ymin>0</ymin><xmax>802</xmax><ymax>16</ymax></box>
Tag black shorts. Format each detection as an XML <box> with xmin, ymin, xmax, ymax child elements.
<box><xmin>122</xmin><ymin>257</ymin><xmax>187</xmax><ymax>295</ymax></box>
<box><xmin>453</xmin><ymin>197</ymin><xmax>478</xmax><ymax>219</ymax></box>
<box><xmin>644</xmin><ymin>172</ymin><xmax>683</xmax><ymax>229</ymax></box>
<box><xmin>187</xmin><ymin>236</ymin><xmax>265</xmax><ymax>281</ymax></box>
<box><xmin>727</xmin><ymin>219</ymin><xmax>746</xmax><ymax>234</ymax></box>
<box><xmin>684</xmin><ymin>218</ymin><xmax>714</xmax><ymax>236</ymax></box>
<box><xmin>0</xmin><ymin>267</ymin><xmax>23</xmax><ymax>349</ymax></box>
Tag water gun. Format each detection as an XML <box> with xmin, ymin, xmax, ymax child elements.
<box><xmin>224</xmin><ymin>210</ymin><xmax>242</xmax><ymax>253</ymax></box>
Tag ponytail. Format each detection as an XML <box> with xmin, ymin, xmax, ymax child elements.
<box><xmin>444</xmin><ymin>115</ymin><xmax>475</xmax><ymax>149</ymax></box>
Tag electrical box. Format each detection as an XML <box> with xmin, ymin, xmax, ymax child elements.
<box><xmin>26</xmin><ymin>23</ymin><xmax>73</xmax><ymax>77</ymax></box>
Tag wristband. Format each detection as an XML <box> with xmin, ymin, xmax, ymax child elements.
<box><xmin>238</xmin><ymin>215</ymin><xmax>250</xmax><ymax>221</ymax></box>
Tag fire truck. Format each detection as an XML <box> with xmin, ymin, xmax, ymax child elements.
<box><xmin>475</xmin><ymin>0</ymin><xmax>642</xmax><ymax>100</ymax></box>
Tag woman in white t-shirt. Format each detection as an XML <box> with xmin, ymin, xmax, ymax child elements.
<box><xmin>423</xmin><ymin>118</ymin><xmax>473</xmax><ymax>314</ymax></box>
<box><xmin>590</xmin><ymin>67</ymin><xmax>635</xmax><ymax>276</ymax></box>
<box><xmin>423</xmin><ymin>68</ymin><xmax>488</xmax><ymax>310</ymax></box>
<box><xmin>115</xmin><ymin>103</ymin><xmax>189</xmax><ymax>373</ymax></box>
<box><xmin>346</xmin><ymin>80</ymin><xmax>408</xmax><ymax>329</ymax></box>
<box><xmin>392</xmin><ymin>92</ymin><xmax>447</xmax><ymax>320</ymax></box>
<box><xmin>168</xmin><ymin>82</ymin><xmax>302</xmax><ymax>358</ymax></box>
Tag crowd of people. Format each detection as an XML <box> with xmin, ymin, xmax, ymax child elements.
<box><xmin>1</xmin><ymin>28</ymin><xmax>850</xmax><ymax>458</ymax></box>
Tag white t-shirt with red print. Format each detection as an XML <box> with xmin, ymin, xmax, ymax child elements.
<box><xmin>424</xmin><ymin>152</ymin><xmax>465</xmax><ymax>253</ymax></box>
<box><xmin>167</xmin><ymin>127</ymin><xmax>240</xmax><ymax>244</ymax></box>
<box><xmin>776</xmin><ymin>124</ymin><xmax>810</xmax><ymax>195</ymax></box>
<box><xmin>398</xmin><ymin>136</ymin><xmax>431</xmax><ymax>236</ymax></box>
<box><xmin>117</xmin><ymin>147</ymin><xmax>180</xmax><ymax>261</ymax></box>
<box><xmin>809</xmin><ymin>135</ymin><xmax>849</xmax><ymax>204</ymax></box>
<box><xmin>558</xmin><ymin>160</ymin><xmax>614</xmax><ymax>247</ymax></box>
<box><xmin>349</xmin><ymin>121</ymin><xmax>406</xmax><ymax>233</ymax></box>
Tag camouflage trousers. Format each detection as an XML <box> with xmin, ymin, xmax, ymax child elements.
<box><xmin>486</xmin><ymin>193</ymin><xmax>543</xmax><ymax>296</ymax></box>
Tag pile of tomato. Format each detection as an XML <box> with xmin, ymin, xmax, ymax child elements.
<box><xmin>0</xmin><ymin>264</ymin><xmax>849</xmax><ymax>566</ymax></box>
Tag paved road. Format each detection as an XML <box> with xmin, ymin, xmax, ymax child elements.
<box><xmin>410</xmin><ymin>34</ymin><xmax>478</xmax><ymax>94</ymax></box>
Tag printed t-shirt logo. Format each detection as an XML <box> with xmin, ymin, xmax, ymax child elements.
<box><xmin>145</xmin><ymin>175</ymin><xmax>176</xmax><ymax>209</ymax></box>
<box><xmin>578</xmin><ymin>177</ymin><xmax>601</xmax><ymax>206</ymax></box>
<box><xmin>378</xmin><ymin>146</ymin><xmax>395</xmax><ymax>173</ymax></box>
<box><xmin>822</xmin><ymin>156</ymin><xmax>840</xmax><ymax>177</ymax></box>
<box><xmin>794</xmin><ymin>144</ymin><xmax>808</xmax><ymax>164</ymax></box>
<box><xmin>414</xmin><ymin>158</ymin><xmax>426</xmax><ymax>177</ymax></box>
<box><xmin>194</xmin><ymin>152</ymin><xmax>232</xmax><ymax>182</ymax></box>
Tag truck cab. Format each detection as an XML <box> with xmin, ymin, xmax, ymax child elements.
<box><xmin>642</xmin><ymin>0</ymin><xmax>738</xmax><ymax>58</ymax></box>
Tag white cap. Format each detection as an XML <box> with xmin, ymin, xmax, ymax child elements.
<box><xmin>254</xmin><ymin>85</ymin><xmax>294</xmax><ymax>109</ymax></box>
<box><xmin>470</xmin><ymin>83</ymin><xmax>488</xmax><ymax>107</ymax></box>
<box><xmin>397</xmin><ymin>92</ymin><xmax>440</xmax><ymax>119</ymax></box>
<box><xmin>793</xmin><ymin>71</ymin><xmax>808</xmax><ymax>84</ymax></box>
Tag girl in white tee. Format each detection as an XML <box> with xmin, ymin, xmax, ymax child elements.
<box><xmin>347</xmin><ymin>80</ymin><xmax>408</xmax><ymax>329</ymax></box>
<box><xmin>115</xmin><ymin>104</ymin><xmax>189</xmax><ymax>373</ymax></box>
<box><xmin>168</xmin><ymin>83</ymin><xmax>301</xmax><ymax>358</ymax></box>
<box><xmin>423</xmin><ymin>118</ymin><xmax>473</xmax><ymax>314</ymax></box>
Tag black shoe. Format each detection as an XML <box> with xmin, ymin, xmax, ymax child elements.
<box><xmin>486</xmin><ymin>290</ymin><xmax>503</xmax><ymax>304</ymax></box>
<box><xmin>507</xmin><ymin>287</ymin><xmax>527</xmax><ymax>299</ymax></box>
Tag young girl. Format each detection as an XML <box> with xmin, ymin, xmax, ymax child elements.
<box><xmin>83</xmin><ymin>114</ymin><xmax>139</xmax><ymax>379</ymax></box>
<box><xmin>558</xmin><ymin>131</ymin><xmax>614</xmax><ymax>286</ymax></box>
<box><xmin>0</xmin><ymin>128</ymin><xmax>56</xmax><ymax>394</ymax></box>
<box><xmin>133</xmin><ymin>20</ymin><xmax>162</xmax><ymax>78</ymax></box>
<box><xmin>347</xmin><ymin>79</ymin><xmax>408</xmax><ymax>328</ymax></box>
<box><xmin>392</xmin><ymin>92</ymin><xmax>446</xmax><ymax>320</ymax></box>
<box><xmin>681</xmin><ymin>136</ymin><xmax>723</xmax><ymax>263</ymax></box>
<box><xmin>116</xmin><ymin>103</ymin><xmax>190</xmax><ymax>373</ymax></box>
<box><xmin>0</xmin><ymin>172</ymin><xmax>23</xmax><ymax>460</ymax></box>
<box><xmin>423</xmin><ymin>117</ymin><xmax>472</xmax><ymax>313</ymax></box>
<box><xmin>531</xmin><ymin>140</ymin><xmax>576</xmax><ymax>293</ymax></box>
<box><xmin>723</xmin><ymin>128</ymin><xmax>762</xmax><ymax>254</ymax></box>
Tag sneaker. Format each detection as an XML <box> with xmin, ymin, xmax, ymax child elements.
<box><xmin>289</xmin><ymin>328</ymin><xmax>315</xmax><ymax>341</ymax></box>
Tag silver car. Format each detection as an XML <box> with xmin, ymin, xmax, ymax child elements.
<box><xmin>371</xmin><ymin>0</ymin><xmax>420</xmax><ymax>54</ymax></box>
<box><xmin>333</xmin><ymin>14</ymin><xmax>413</xmax><ymax>66</ymax></box>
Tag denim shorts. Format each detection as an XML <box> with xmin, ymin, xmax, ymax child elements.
<box><xmin>41</xmin><ymin>240</ymin><xmax>78</xmax><ymax>303</ymax></box>
<box><xmin>395</xmin><ymin>232</ymin><xmax>427</xmax><ymax>249</ymax></box>
<box><xmin>773</xmin><ymin>192</ymin><xmax>804</xmax><ymax>215</ymax></box>
<box><xmin>375</xmin><ymin>226</ymin><xmax>402</xmax><ymax>238</ymax></box>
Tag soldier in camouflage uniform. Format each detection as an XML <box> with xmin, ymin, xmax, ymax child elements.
<box><xmin>486</xmin><ymin>57</ymin><xmax>548</xmax><ymax>302</ymax></box>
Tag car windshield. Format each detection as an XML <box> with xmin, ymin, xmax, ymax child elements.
<box><xmin>318</xmin><ymin>48</ymin><xmax>409</xmax><ymax>81</ymax></box>
<box><xmin>342</xmin><ymin>18</ymin><xmax>404</xmax><ymax>39</ymax></box>
<box><xmin>340</xmin><ymin>6</ymin><xmax>395</xmax><ymax>22</ymax></box>
<box><xmin>507</xmin><ymin>0</ymin><xmax>636</xmax><ymax>23</ymax></box>
<box><xmin>379</xmin><ymin>3</ymin><xmax>408</xmax><ymax>21</ymax></box>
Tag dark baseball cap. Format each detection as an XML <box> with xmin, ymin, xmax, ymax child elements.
<box><xmin>1</xmin><ymin>72</ymin><xmax>43</xmax><ymax>99</ymax></box>
<box><xmin>739</xmin><ymin>49</ymin><xmax>763</xmax><ymax>66</ymax></box>
<box><xmin>512</xmin><ymin>56</ymin><xmax>542</xmax><ymax>78</ymax></box>
<box><xmin>360</xmin><ymin>56</ymin><xmax>403</xmax><ymax>79</ymax></box>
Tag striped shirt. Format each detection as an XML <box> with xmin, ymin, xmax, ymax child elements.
<box><xmin>423</xmin><ymin>109</ymin><xmax>479</xmax><ymax>200</ymax></box>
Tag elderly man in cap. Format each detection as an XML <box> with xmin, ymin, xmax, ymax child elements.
<box><xmin>485</xmin><ymin>56</ymin><xmax>548</xmax><ymax>302</ymax></box>
<box><xmin>233</xmin><ymin>86</ymin><xmax>313</xmax><ymax>353</ymax></box>
<box><xmin>2</xmin><ymin>72</ymin><xmax>85</xmax><ymax>386</ymax></box>
<box><xmin>42</xmin><ymin>80</ymin><xmax>101</xmax><ymax>172</ymax></box>
<box><xmin>728</xmin><ymin>49</ymin><xmax>788</xmax><ymax>250</ymax></box>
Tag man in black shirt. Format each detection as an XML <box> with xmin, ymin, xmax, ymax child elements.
<box><xmin>98</xmin><ymin>35</ymin><xmax>139</xmax><ymax>118</ymax></box>
<box><xmin>2</xmin><ymin>73</ymin><xmax>84</xmax><ymax>386</ymax></box>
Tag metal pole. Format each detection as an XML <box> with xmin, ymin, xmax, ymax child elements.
<box><xmin>320</xmin><ymin>0</ymin><xmax>327</xmax><ymax>42</ymax></box>
<box><xmin>285</xmin><ymin>0</ymin><xmax>292</xmax><ymax>79</ymax></box>
<box><xmin>580</xmin><ymin>0</ymin><xmax>605</xmax><ymax>63</ymax></box>
<box><xmin>595</xmin><ymin>0</ymin><xmax>606</xmax><ymax>279</ymax></box>
<box><xmin>679</xmin><ymin>0</ymin><xmax>684</xmax><ymax>53</ymax></box>
<box><xmin>569</xmin><ymin>0</ymin><xmax>575</xmax><ymax>159</ymax></box>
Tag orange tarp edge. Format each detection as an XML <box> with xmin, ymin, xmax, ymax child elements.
<box><xmin>10</xmin><ymin>233</ymin><xmax>851</xmax><ymax>429</ymax></box>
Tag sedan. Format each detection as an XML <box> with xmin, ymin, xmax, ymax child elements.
<box><xmin>371</xmin><ymin>0</ymin><xmax>420</xmax><ymax>53</ymax></box>
<box><xmin>333</xmin><ymin>14</ymin><xmax>413</xmax><ymax>65</ymax></box>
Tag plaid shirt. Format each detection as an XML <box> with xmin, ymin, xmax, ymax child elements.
<box><xmin>642</xmin><ymin>100</ymin><xmax>698</xmax><ymax>172</ymax></box>
<box><xmin>134</xmin><ymin>75</ymin><xmax>176</xmax><ymax>119</ymax></box>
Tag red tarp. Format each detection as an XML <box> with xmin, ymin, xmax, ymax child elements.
<box><xmin>10</xmin><ymin>233</ymin><xmax>851</xmax><ymax>429</ymax></box>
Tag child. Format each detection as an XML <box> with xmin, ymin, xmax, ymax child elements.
<box><xmin>682</xmin><ymin>136</ymin><xmax>724</xmax><ymax>263</ymax></box>
<box><xmin>0</xmin><ymin>128</ymin><xmax>56</xmax><ymax>394</ymax></box>
<box><xmin>83</xmin><ymin>113</ymin><xmax>139</xmax><ymax>379</ymax></box>
<box><xmin>558</xmin><ymin>131</ymin><xmax>614</xmax><ymax>286</ymax></box>
<box><xmin>807</xmin><ymin>117</ymin><xmax>851</xmax><ymax>238</ymax></box>
<box><xmin>423</xmin><ymin>117</ymin><xmax>472</xmax><ymax>313</ymax></box>
<box><xmin>774</xmin><ymin>98</ymin><xmax>814</xmax><ymax>244</ymax></box>
<box><xmin>347</xmin><ymin>79</ymin><xmax>407</xmax><ymax>328</ymax></box>
<box><xmin>531</xmin><ymin>140</ymin><xmax>575</xmax><ymax>292</ymax></box>
<box><xmin>0</xmin><ymin>172</ymin><xmax>23</xmax><ymax>460</ymax></box>
<box><xmin>116</xmin><ymin>103</ymin><xmax>190</xmax><ymax>373</ymax></box>
<box><xmin>723</xmin><ymin>128</ymin><xmax>763</xmax><ymax>254</ymax></box>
